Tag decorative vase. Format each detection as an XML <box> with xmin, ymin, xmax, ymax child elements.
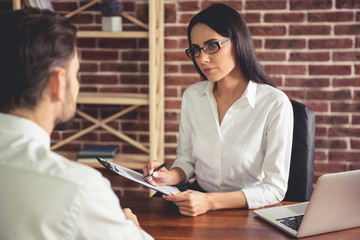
<box><xmin>102</xmin><ymin>16</ymin><xmax>122</xmax><ymax>32</ymax></box>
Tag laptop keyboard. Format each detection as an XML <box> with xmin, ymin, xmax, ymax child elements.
<box><xmin>276</xmin><ymin>215</ymin><xmax>304</xmax><ymax>231</ymax></box>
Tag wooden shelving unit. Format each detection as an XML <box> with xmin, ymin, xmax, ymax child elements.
<box><xmin>12</xmin><ymin>0</ymin><xmax>164</xmax><ymax>170</ymax></box>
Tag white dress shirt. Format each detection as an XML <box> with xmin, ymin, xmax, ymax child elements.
<box><xmin>171</xmin><ymin>81</ymin><xmax>294</xmax><ymax>209</ymax></box>
<box><xmin>0</xmin><ymin>113</ymin><xmax>153</xmax><ymax>240</ymax></box>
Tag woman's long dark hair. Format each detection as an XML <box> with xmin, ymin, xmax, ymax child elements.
<box><xmin>187</xmin><ymin>3</ymin><xmax>275</xmax><ymax>87</ymax></box>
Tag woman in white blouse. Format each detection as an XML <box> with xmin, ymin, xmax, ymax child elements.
<box><xmin>143</xmin><ymin>3</ymin><xmax>294</xmax><ymax>216</ymax></box>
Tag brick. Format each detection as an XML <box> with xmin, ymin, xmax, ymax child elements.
<box><xmin>306</xmin><ymin>102</ymin><xmax>329</xmax><ymax>112</ymax></box>
<box><xmin>181</xmin><ymin>64</ymin><xmax>198</xmax><ymax>73</ymax></box>
<box><xmin>165</xmin><ymin>4</ymin><xmax>176</xmax><ymax>23</ymax></box>
<box><xmin>265</xmin><ymin>65</ymin><xmax>306</xmax><ymax>75</ymax></box>
<box><xmin>56</xmin><ymin>143</ymin><xmax>81</xmax><ymax>152</ymax></box>
<box><xmin>282</xmin><ymin>90</ymin><xmax>306</xmax><ymax>99</ymax></box>
<box><xmin>249</xmin><ymin>26</ymin><xmax>286</xmax><ymax>36</ymax></box>
<box><xmin>140</xmin><ymin>63</ymin><xmax>148</xmax><ymax>73</ymax></box>
<box><xmin>354</xmin><ymin>115</ymin><xmax>360</xmax><ymax>124</ymax></box>
<box><xmin>333</xmin><ymin>51</ymin><xmax>360</xmax><ymax>61</ymax></box>
<box><xmin>336</xmin><ymin>0</ymin><xmax>360</xmax><ymax>8</ymax></box>
<box><xmin>165</xmin><ymin>26</ymin><xmax>188</xmax><ymax>37</ymax></box>
<box><xmin>202</xmin><ymin>1</ymin><xmax>242</xmax><ymax>11</ymax></box>
<box><xmin>165</xmin><ymin>64</ymin><xmax>180</xmax><ymax>73</ymax></box>
<box><xmin>331</xmin><ymin>103</ymin><xmax>360</xmax><ymax>112</ymax></box>
<box><xmin>314</xmin><ymin>162</ymin><xmax>348</xmax><ymax>173</ymax></box>
<box><xmin>76</xmin><ymin>38</ymin><xmax>96</xmax><ymax>48</ymax></box>
<box><xmin>179</xmin><ymin>38</ymin><xmax>190</xmax><ymax>49</ymax></box>
<box><xmin>285</xmin><ymin>78</ymin><xmax>330</xmax><ymax>87</ymax></box>
<box><xmin>79</xmin><ymin>86</ymin><xmax>98</xmax><ymax>92</ymax></box>
<box><xmin>314</xmin><ymin>150</ymin><xmax>327</xmax><ymax>161</ymax></box>
<box><xmin>68</xmin><ymin>13</ymin><xmax>94</xmax><ymax>25</ymax></box>
<box><xmin>242</xmin><ymin>13</ymin><xmax>261</xmax><ymax>23</ymax></box>
<box><xmin>165</xmin><ymin>122</ymin><xmax>180</xmax><ymax>132</ymax></box>
<box><xmin>257</xmin><ymin>52</ymin><xmax>286</xmax><ymax>61</ymax></box>
<box><xmin>165</xmin><ymin>39</ymin><xmax>178</xmax><ymax>49</ymax></box>
<box><xmin>316</xmin><ymin>139</ymin><xmax>347</xmax><ymax>149</ymax></box>
<box><xmin>290</xmin><ymin>25</ymin><xmax>331</xmax><ymax>35</ymax></box>
<box><xmin>290</xmin><ymin>0</ymin><xmax>332</xmax><ymax>10</ymax></box>
<box><xmin>264</xmin><ymin>13</ymin><xmax>305</xmax><ymax>23</ymax></box>
<box><xmin>329</xmin><ymin>127</ymin><xmax>360</xmax><ymax>137</ymax></box>
<box><xmin>179</xmin><ymin>13</ymin><xmax>196</xmax><ymax>24</ymax></box>
<box><xmin>81</xmin><ymin>75</ymin><xmax>118</xmax><ymax>84</ymax></box>
<box><xmin>80</xmin><ymin>63</ymin><xmax>99</xmax><ymax>72</ymax></box>
<box><xmin>333</xmin><ymin>77</ymin><xmax>360</xmax><ymax>87</ymax></box>
<box><xmin>165</xmin><ymin>111</ymin><xmax>180</xmax><ymax>121</ymax></box>
<box><xmin>165</xmin><ymin>63</ymin><xmax>179</xmax><ymax>74</ymax></box>
<box><xmin>100</xmin><ymin>63</ymin><xmax>138</xmax><ymax>72</ymax></box>
<box><xmin>165</xmin><ymin>100</ymin><xmax>182</xmax><ymax>109</ymax></box>
<box><xmin>289</xmin><ymin>52</ymin><xmax>330</xmax><ymax>62</ymax></box>
<box><xmin>335</xmin><ymin>24</ymin><xmax>360</xmax><ymax>35</ymax></box>
<box><xmin>165</xmin><ymin>88</ymin><xmax>179</xmax><ymax>97</ymax></box>
<box><xmin>138</xmin><ymin>39</ymin><xmax>148</xmax><ymax>49</ymax></box>
<box><xmin>165</xmin><ymin>51</ymin><xmax>189</xmax><ymax>62</ymax></box>
<box><xmin>272</xmin><ymin>77</ymin><xmax>283</xmax><ymax>86</ymax></box>
<box><xmin>164</xmin><ymin>134</ymin><xmax>178</xmax><ymax>144</ymax></box>
<box><xmin>329</xmin><ymin>151</ymin><xmax>360</xmax><ymax>162</ymax></box>
<box><xmin>265</xmin><ymin>39</ymin><xmax>305</xmax><ymax>49</ymax></box>
<box><xmin>246</xmin><ymin>0</ymin><xmax>286</xmax><ymax>10</ymax></box>
<box><xmin>98</xmin><ymin>38</ymin><xmax>137</xmax><ymax>49</ymax></box>
<box><xmin>135</xmin><ymin>3</ymin><xmax>149</xmax><ymax>24</ymax></box>
<box><xmin>356</xmin><ymin>90</ymin><xmax>360</xmax><ymax>100</ymax></box>
<box><xmin>120</xmin><ymin>75</ymin><xmax>148</xmax><ymax>85</ymax></box>
<box><xmin>81</xmin><ymin>50</ymin><xmax>119</xmax><ymax>61</ymax></box>
<box><xmin>166</xmin><ymin>76</ymin><xmax>200</xmax><ymax>86</ymax></box>
<box><xmin>307</xmin><ymin>90</ymin><xmax>351</xmax><ymax>100</ymax></box>
<box><xmin>122</xmin><ymin>51</ymin><xmax>148</xmax><ymax>61</ymax></box>
<box><xmin>165</xmin><ymin>145</ymin><xmax>177</xmax><ymax>156</ymax></box>
<box><xmin>351</xmin><ymin>140</ymin><xmax>360</xmax><ymax>149</ymax></box>
<box><xmin>308</xmin><ymin>12</ymin><xmax>354</xmax><ymax>22</ymax></box>
<box><xmin>309</xmin><ymin>65</ymin><xmax>351</xmax><ymax>75</ymax></box>
<box><xmin>178</xmin><ymin>1</ymin><xmax>199</xmax><ymax>11</ymax></box>
<box><xmin>253</xmin><ymin>39</ymin><xmax>263</xmax><ymax>49</ymax></box>
<box><xmin>349</xmin><ymin>164</ymin><xmax>360</xmax><ymax>171</ymax></box>
<box><xmin>315</xmin><ymin>115</ymin><xmax>349</xmax><ymax>124</ymax></box>
<box><xmin>53</xmin><ymin>2</ymin><xmax>78</xmax><ymax>12</ymax></box>
<box><xmin>315</xmin><ymin>127</ymin><xmax>328</xmax><ymax>137</ymax></box>
<box><xmin>356</xmin><ymin>65</ymin><xmax>360</xmax><ymax>74</ymax></box>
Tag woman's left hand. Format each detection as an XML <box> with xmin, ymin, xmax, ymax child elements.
<box><xmin>163</xmin><ymin>190</ymin><xmax>213</xmax><ymax>217</ymax></box>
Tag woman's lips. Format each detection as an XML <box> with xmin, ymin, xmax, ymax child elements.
<box><xmin>202</xmin><ymin>68</ymin><xmax>215</xmax><ymax>74</ymax></box>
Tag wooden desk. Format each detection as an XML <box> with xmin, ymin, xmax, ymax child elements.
<box><xmin>118</xmin><ymin>197</ymin><xmax>360</xmax><ymax>240</ymax></box>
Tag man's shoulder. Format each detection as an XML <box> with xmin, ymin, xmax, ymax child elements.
<box><xmin>47</xmin><ymin>151</ymin><xmax>105</xmax><ymax>187</ymax></box>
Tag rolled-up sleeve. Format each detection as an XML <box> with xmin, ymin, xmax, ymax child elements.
<box><xmin>242</xmin><ymin>97</ymin><xmax>293</xmax><ymax>209</ymax></box>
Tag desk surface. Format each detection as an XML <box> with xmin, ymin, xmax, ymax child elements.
<box><xmin>118</xmin><ymin>197</ymin><xmax>360</xmax><ymax>240</ymax></box>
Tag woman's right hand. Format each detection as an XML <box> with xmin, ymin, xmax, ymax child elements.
<box><xmin>142</xmin><ymin>161</ymin><xmax>173</xmax><ymax>186</ymax></box>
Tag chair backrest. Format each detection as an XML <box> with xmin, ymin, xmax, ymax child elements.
<box><xmin>283</xmin><ymin>100</ymin><xmax>315</xmax><ymax>202</ymax></box>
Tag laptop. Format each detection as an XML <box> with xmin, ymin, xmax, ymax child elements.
<box><xmin>254</xmin><ymin>170</ymin><xmax>360</xmax><ymax>238</ymax></box>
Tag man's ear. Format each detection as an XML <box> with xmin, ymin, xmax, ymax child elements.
<box><xmin>48</xmin><ymin>67</ymin><xmax>66</xmax><ymax>102</ymax></box>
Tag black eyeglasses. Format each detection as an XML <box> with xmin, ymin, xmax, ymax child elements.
<box><xmin>185</xmin><ymin>38</ymin><xmax>231</xmax><ymax>58</ymax></box>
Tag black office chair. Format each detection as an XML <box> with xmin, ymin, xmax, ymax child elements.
<box><xmin>283</xmin><ymin>100</ymin><xmax>315</xmax><ymax>202</ymax></box>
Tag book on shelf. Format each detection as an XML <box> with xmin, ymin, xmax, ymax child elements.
<box><xmin>77</xmin><ymin>145</ymin><xmax>118</xmax><ymax>163</ymax></box>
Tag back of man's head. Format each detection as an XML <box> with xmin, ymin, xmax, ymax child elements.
<box><xmin>0</xmin><ymin>8</ymin><xmax>77</xmax><ymax>113</ymax></box>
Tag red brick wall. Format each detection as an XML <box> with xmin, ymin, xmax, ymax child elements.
<box><xmin>49</xmin><ymin>0</ymin><xmax>359</xmax><ymax>183</ymax></box>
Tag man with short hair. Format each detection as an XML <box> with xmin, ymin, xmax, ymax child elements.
<box><xmin>0</xmin><ymin>8</ymin><xmax>153</xmax><ymax>240</ymax></box>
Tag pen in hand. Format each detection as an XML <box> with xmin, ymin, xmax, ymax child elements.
<box><xmin>143</xmin><ymin>163</ymin><xmax>166</xmax><ymax>181</ymax></box>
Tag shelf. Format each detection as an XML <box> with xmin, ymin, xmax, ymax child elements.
<box><xmin>56</xmin><ymin>151</ymin><xmax>148</xmax><ymax>170</ymax></box>
<box><xmin>77</xmin><ymin>92</ymin><xmax>149</xmax><ymax>106</ymax></box>
<box><xmin>77</xmin><ymin>31</ymin><xmax>148</xmax><ymax>38</ymax></box>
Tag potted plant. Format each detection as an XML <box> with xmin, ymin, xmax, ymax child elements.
<box><xmin>101</xmin><ymin>0</ymin><xmax>123</xmax><ymax>32</ymax></box>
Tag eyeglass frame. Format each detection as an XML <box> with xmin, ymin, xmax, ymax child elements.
<box><xmin>185</xmin><ymin>38</ymin><xmax>232</xmax><ymax>58</ymax></box>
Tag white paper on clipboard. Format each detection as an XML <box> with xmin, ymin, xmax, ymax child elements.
<box><xmin>97</xmin><ymin>157</ymin><xmax>180</xmax><ymax>195</ymax></box>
